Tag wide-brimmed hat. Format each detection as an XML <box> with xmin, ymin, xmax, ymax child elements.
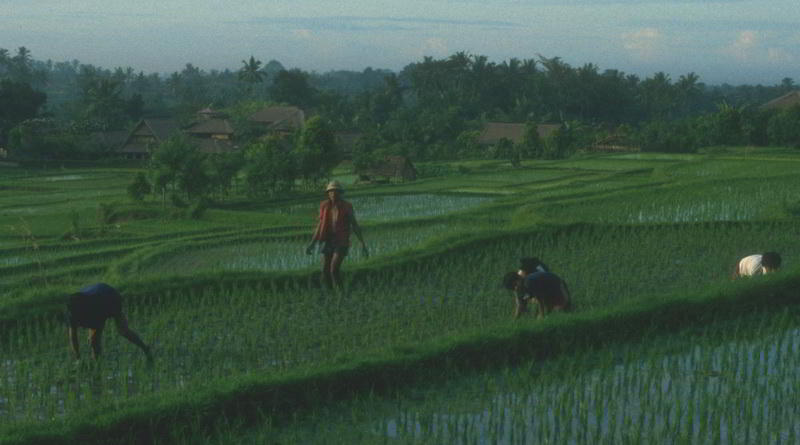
<box><xmin>325</xmin><ymin>180</ymin><xmax>343</xmax><ymax>192</ymax></box>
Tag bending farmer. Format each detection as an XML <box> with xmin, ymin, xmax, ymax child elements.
<box><xmin>306</xmin><ymin>180</ymin><xmax>368</xmax><ymax>289</ymax></box>
<box><xmin>503</xmin><ymin>270</ymin><xmax>571</xmax><ymax>319</ymax></box>
<box><xmin>518</xmin><ymin>257</ymin><xmax>549</xmax><ymax>277</ymax></box>
<box><xmin>733</xmin><ymin>252</ymin><xmax>782</xmax><ymax>278</ymax></box>
<box><xmin>67</xmin><ymin>283</ymin><xmax>152</xmax><ymax>361</ymax></box>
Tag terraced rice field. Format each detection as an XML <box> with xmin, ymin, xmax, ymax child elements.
<box><xmin>1</xmin><ymin>150</ymin><xmax>799</xmax><ymax>444</ymax></box>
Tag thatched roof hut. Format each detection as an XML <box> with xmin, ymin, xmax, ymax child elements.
<box><xmin>248</xmin><ymin>106</ymin><xmax>305</xmax><ymax>132</ymax></box>
<box><xmin>118</xmin><ymin>119</ymin><xmax>181</xmax><ymax>158</ymax></box>
<box><xmin>760</xmin><ymin>90</ymin><xmax>800</xmax><ymax>111</ymax></box>
<box><xmin>358</xmin><ymin>155</ymin><xmax>417</xmax><ymax>182</ymax></box>
<box><xmin>185</xmin><ymin>118</ymin><xmax>235</xmax><ymax>140</ymax></box>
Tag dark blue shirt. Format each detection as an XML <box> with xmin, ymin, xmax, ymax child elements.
<box><xmin>523</xmin><ymin>272</ymin><xmax>569</xmax><ymax>309</ymax></box>
<box><xmin>67</xmin><ymin>283</ymin><xmax>123</xmax><ymax>329</ymax></box>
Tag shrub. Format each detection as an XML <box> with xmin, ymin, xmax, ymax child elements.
<box><xmin>127</xmin><ymin>172</ymin><xmax>152</xmax><ymax>202</ymax></box>
<box><xmin>189</xmin><ymin>199</ymin><xmax>209</xmax><ymax>219</ymax></box>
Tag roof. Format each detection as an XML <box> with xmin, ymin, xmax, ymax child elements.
<box><xmin>197</xmin><ymin>107</ymin><xmax>227</xmax><ymax>118</ymax></box>
<box><xmin>478</xmin><ymin>122</ymin><xmax>561</xmax><ymax>145</ymax></box>
<box><xmin>359</xmin><ymin>155</ymin><xmax>416</xmax><ymax>178</ymax></box>
<box><xmin>248</xmin><ymin>106</ymin><xmax>305</xmax><ymax>131</ymax></box>
<box><xmin>119</xmin><ymin>119</ymin><xmax>181</xmax><ymax>154</ymax></box>
<box><xmin>760</xmin><ymin>90</ymin><xmax>800</xmax><ymax>111</ymax></box>
<box><xmin>138</xmin><ymin>119</ymin><xmax>181</xmax><ymax>141</ymax></box>
<box><xmin>185</xmin><ymin>118</ymin><xmax>235</xmax><ymax>136</ymax></box>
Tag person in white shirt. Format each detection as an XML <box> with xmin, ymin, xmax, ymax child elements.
<box><xmin>733</xmin><ymin>252</ymin><xmax>782</xmax><ymax>278</ymax></box>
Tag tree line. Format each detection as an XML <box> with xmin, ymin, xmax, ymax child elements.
<box><xmin>2</xmin><ymin>46</ymin><xmax>799</xmax><ymax>165</ymax></box>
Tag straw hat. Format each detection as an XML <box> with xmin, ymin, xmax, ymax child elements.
<box><xmin>325</xmin><ymin>180</ymin><xmax>343</xmax><ymax>192</ymax></box>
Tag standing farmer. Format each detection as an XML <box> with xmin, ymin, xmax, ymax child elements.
<box><xmin>733</xmin><ymin>252</ymin><xmax>782</xmax><ymax>278</ymax></box>
<box><xmin>67</xmin><ymin>282</ymin><xmax>152</xmax><ymax>362</ymax></box>
<box><xmin>306</xmin><ymin>180</ymin><xmax>369</xmax><ymax>289</ymax></box>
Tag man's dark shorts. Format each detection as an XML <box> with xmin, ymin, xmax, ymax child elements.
<box><xmin>321</xmin><ymin>240</ymin><xmax>349</xmax><ymax>257</ymax></box>
<box><xmin>66</xmin><ymin>283</ymin><xmax>123</xmax><ymax>329</ymax></box>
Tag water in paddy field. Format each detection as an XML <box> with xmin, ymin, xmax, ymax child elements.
<box><xmin>0</xmin><ymin>256</ymin><xmax>24</xmax><ymax>266</ymax></box>
<box><xmin>367</xmin><ymin>326</ymin><xmax>800</xmax><ymax>444</ymax></box>
<box><xmin>39</xmin><ymin>175</ymin><xmax>86</xmax><ymax>182</ymax></box>
<box><xmin>140</xmin><ymin>222</ymin><xmax>454</xmax><ymax>276</ymax></box>
<box><xmin>277</xmin><ymin>194</ymin><xmax>492</xmax><ymax>222</ymax></box>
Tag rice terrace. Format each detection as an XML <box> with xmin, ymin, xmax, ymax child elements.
<box><xmin>2</xmin><ymin>147</ymin><xmax>800</xmax><ymax>444</ymax></box>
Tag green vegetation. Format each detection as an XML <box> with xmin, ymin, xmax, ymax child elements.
<box><xmin>1</xmin><ymin>150</ymin><xmax>799</xmax><ymax>444</ymax></box>
<box><xmin>208</xmin><ymin>305</ymin><xmax>800</xmax><ymax>444</ymax></box>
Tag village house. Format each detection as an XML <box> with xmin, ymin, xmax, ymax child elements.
<box><xmin>184</xmin><ymin>108</ymin><xmax>237</xmax><ymax>154</ymax></box>
<box><xmin>117</xmin><ymin>118</ymin><xmax>181</xmax><ymax>159</ymax></box>
<box><xmin>357</xmin><ymin>155</ymin><xmax>417</xmax><ymax>183</ymax></box>
<box><xmin>117</xmin><ymin>107</ymin><xmax>240</xmax><ymax>158</ymax></box>
<box><xmin>248</xmin><ymin>105</ymin><xmax>305</xmax><ymax>136</ymax></box>
<box><xmin>760</xmin><ymin>90</ymin><xmax>800</xmax><ymax>111</ymax></box>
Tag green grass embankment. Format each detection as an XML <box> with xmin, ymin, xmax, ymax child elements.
<box><xmin>2</xmin><ymin>266</ymin><xmax>798</xmax><ymax>445</ymax></box>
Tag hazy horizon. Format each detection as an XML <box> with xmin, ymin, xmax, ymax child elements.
<box><xmin>2</xmin><ymin>0</ymin><xmax>798</xmax><ymax>85</ymax></box>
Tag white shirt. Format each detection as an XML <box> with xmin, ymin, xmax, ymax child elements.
<box><xmin>738</xmin><ymin>254</ymin><xmax>765</xmax><ymax>277</ymax></box>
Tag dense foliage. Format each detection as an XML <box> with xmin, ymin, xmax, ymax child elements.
<box><xmin>2</xmin><ymin>46</ymin><xmax>799</xmax><ymax>164</ymax></box>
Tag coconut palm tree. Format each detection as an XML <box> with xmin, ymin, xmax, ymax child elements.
<box><xmin>238</xmin><ymin>56</ymin><xmax>264</xmax><ymax>84</ymax></box>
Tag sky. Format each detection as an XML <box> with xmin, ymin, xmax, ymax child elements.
<box><xmin>1</xmin><ymin>0</ymin><xmax>798</xmax><ymax>85</ymax></box>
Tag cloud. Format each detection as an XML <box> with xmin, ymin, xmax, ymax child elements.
<box><xmin>720</xmin><ymin>30</ymin><xmax>796</xmax><ymax>65</ymax></box>
<box><xmin>230</xmin><ymin>16</ymin><xmax>522</xmax><ymax>32</ymax></box>
<box><xmin>420</xmin><ymin>38</ymin><xmax>449</xmax><ymax>57</ymax></box>
<box><xmin>621</xmin><ymin>28</ymin><xmax>662</xmax><ymax>60</ymax></box>
<box><xmin>723</xmin><ymin>30</ymin><xmax>758</xmax><ymax>61</ymax></box>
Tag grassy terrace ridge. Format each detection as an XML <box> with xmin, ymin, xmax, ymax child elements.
<box><xmin>2</xmin><ymin>268</ymin><xmax>798</xmax><ymax>445</ymax></box>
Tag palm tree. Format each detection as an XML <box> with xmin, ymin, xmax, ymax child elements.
<box><xmin>676</xmin><ymin>72</ymin><xmax>701</xmax><ymax>116</ymax></box>
<box><xmin>9</xmin><ymin>46</ymin><xmax>33</xmax><ymax>82</ymax></box>
<box><xmin>238</xmin><ymin>56</ymin><xmax>264</xmax><ymax>84</ymax></box>
<box><xmin>85</xmin><ymin>78</ymin><xmax>124</xmax><ymax>129</ymax></box>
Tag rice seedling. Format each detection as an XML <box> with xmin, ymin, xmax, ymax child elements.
<box><xmin>276</xmin><ymin>194</ymin><xmax>492</xmax><ymax>222</ymax></box>
<box><xmin>3</xmin><ymin>152</ymin><xmax>800</xmax><ymax>443</ymax></box>
<box><xmin>214</xmin><ymin>308</ymin><xmax>800</xmax><ymax>445</ymax></box>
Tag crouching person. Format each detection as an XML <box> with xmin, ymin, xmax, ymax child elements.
<box><xmin>67</xmin><ymin>283</ymin><xmax>152</xmax><ymax>362</ymax></box>
<box><xmin>733</xmin><ymin>252</ymin><xmax>782</xmax><ymax>279</ymax></box>
<box><xmin>503</xmin><ymin>270</ymin><xmax>571</xmax><ymax>319</ymax></box>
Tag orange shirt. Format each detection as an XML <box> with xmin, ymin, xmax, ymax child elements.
<box><xmin>315</xmin><ymin>199</ymin><xmax>354</xmax><ymax>246</ymax></box>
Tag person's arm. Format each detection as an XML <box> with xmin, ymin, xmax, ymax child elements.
<box><xmin>350</xmin><ymin>210</ymin><xmax>368</xmax><ymax>257</ymax></box>
<box><xmin>113</xmin><ymin>314</ymin><xmax>153</xmax><ymax>362</ymax></box>
<box><xmin>307</xmin><ymin>205</ymin><xmax>324</xmax><ymax>254</ymax></box>
<box><xmin>69</xmin><ymin>324</ymin><xmax>80</xmax><ymax>360</ymax></box>
<box><xmin>306</xmin><ymin>225</ymin><xmax>321</xmax><ymax>254</ymax></box>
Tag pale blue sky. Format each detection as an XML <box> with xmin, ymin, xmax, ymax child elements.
<box><xmin>2</xmin><ymin>0</ymin><xmax>798</xmax><ymax>84</ymax></box>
